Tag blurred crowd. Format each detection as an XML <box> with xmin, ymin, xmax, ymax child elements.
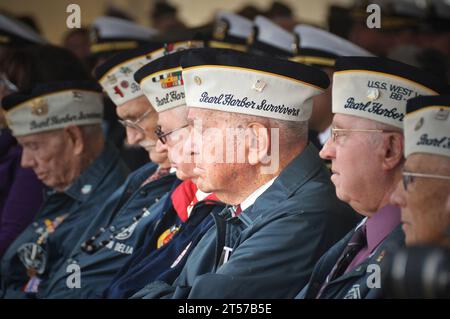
<box><xmin>0</xmin><ymin>0</ymin><xmax>449</xmax><ymax>299</ymax></box>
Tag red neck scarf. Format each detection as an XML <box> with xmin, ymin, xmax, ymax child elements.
<box><xmin>171</xmin><ymin>179</ymin><xmax>218</xmax><ymax>222</ymax></box>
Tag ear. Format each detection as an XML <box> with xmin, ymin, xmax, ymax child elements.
<box><xmin>382</xmin><ymin>132</ymin><xmax>404</xmax><ymax>170</ymax></box>
<box><xmin>64</xmin><ymin>125</ymin><xmax>84</xmax><ymax>156</ymax></box>
<box><xmin>247</xmin><ymin>122</ymin><xmax>270</xmax><ymax>166</ymax></box>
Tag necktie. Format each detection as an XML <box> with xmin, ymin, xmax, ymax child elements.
<box><xmin>315</xmin><ymin>223</ymin><xmax>367</xmax><ymax>298</ymax></box>
<box><xmin>232</xmin><ymin>204</ymin><xmax>242</xmax><ymax>217</ymax></box>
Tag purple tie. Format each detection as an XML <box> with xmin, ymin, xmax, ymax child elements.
<box><xmin>316</xmin><ymin>223</ymin><xmax>367</xmax><ymax>298</ymax></box>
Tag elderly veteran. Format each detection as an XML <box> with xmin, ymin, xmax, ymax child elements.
<box><xmin>0</xmin><ymin>81</ymin><xmax>129</xmax><ymax>298</ymax></box>
<box><xmin>36</xmin><ymin>41</ymin><xmax>203</xmax><ymax>299</ymax></box>
<box><xmin>297</xmin><ymin>57</ymin><xmax>448</xmax><ymax>299</ymax></box>
<box><xmin>133</xmin><ymin>48</ymin><xmax>360</xmax><ymax>299</ymax></box>
<box><xmin>390</xmin><ymin>95</ymin><xmax>450</xmax><ymax>246</ymax></box>
<box><xmin>102</xmin><ymin>50</ymin><xmax>225</xmax><ymax>299</ymax></box>
<box><xmin>87</xmin><ymin>16</ymin><xmax>161</xmax><ymax>169</ymax></box>
<box><xmin>292</xmin><ymin>24</ymin><xmax>373</xmax><ymax>150</ymax></box>
<box><xmin>0</xmin><ymin>44</ymin><xmax>108</xmax><ymax>259</ymax></box>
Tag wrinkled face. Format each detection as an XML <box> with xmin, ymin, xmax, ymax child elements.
<box><xmin>320</xmin><ymin>114</ymin><xmax>388</xmax><ymax>215</ymax></box>
<box><xmin>157</xmin><ymin>106</ymin><xmax>194</xmax><ymax>181</ymax></box>
<box><xmin>390</xmin><ymin>154</ymin><xmax>450</xmax><ymax>245</ymax></box>
<box><xmin>18</xmin><ymin>129</ymin><xmax>78</xmax><ymax>190</ymax></box>
<box><xmin>116</xmin><ymin>96</ymin><xmax>167</xmax><ymax>164</ymax></box>
<box><xmin>188</xmin><ymin>108</ymin><xmax>244</xmax><ymax>196</ymax></box>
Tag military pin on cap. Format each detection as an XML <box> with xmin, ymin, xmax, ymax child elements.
<box><xmin>367</xmin><ymin>88</ymin><xmax>380</xmax><ymax>101</ymax></box>
<box><xmin>30</xmin><ymin>98</ymin><xmax>49</xmax><ymax>116</ymax></box>
<box><xmin>252</xmin><ymin>79</ymin><xmax>266</xmax><ymax>92</ymax></box>
<box><xmin>435</xmin><ymin>108</ymin><xmax>450</xmax><ymax>121</ymax></box>
<box><xmin>415</xmin><ymin>117</ymin><xmax>424</xmax><ymax>131</ymax></box>
<box><xmin>194</xmin><ymin>76</ymin><xmax>202</xmax><ymax>86</ymax></box>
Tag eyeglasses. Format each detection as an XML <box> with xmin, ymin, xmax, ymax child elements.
<box><xmin>118</xmin><ymin>109</ymin><xmax>152</xmax><ymax>134</ymax></box>
<box><xmin>154</xmin><ymin>124</ymin><xmax>189</xmax><ymax>144</ymax></box>
<box><xmin>330</xmin><ymin>127</ymin><xmax>394</xmax><ymax>143</ymax></box>
<box><xmin>402</xmin><ymin>171</ymin><xmax>450</xmax><ymax>191</ymax></box>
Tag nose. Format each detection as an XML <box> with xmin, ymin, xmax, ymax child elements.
<box><xmin>21</xmin><ymin>148</ymin><xmax>35</xmax><ymax>169</ymax></box>
<box><xmin>126</xmin><ymin>127</ymin><xmax>144</xmax><ymax>145</ymax></box>
<box><xmin>390</xmin><ymin>179</ymin><xmax>407</xmax><ymax>208</ymax></box>
<box><xmin>319</xmin><ymin>137</ymin><xmax>336</xmax><ymax>160</ymax></box>
<box><xmin>189</xmin><ymin>125</ymin><xmax>202</xmax><ymax>155</ymax></box>
<box><xmin>183</xmin><ymin>131</ymin><xmax>195</xmax><ymax>162</ymax></box>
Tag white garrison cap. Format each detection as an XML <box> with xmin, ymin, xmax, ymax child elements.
<box><xmin>96</xmin><ymin>41</ymin><xmax>203</xmax><ymax>106</ymax></box>
<box><xmin>3</xmin><ymin>82</ymin><xmax>103</xmax><ymax>137</ymax></box>
<box><xmin>215</xmin><ymin>11</ymin><xmax>253</xmax><ymax>40</ymax></box>
<box><xmin>0</xmin><ymin>13</ymin><xmax>46</xmax><ymax>46</ymax></box>
<box><xmin>292</xmin><ymin>24</ymin><xmax>373</xmax><ymax>67</ymax></box>
<box><xmin>210</xmin><ymin>11</ymin><xmax>253</xmax><ymax>52</ymax></box>
<box><xmin>180</xmin><ymin>48</ymin><xmax>330</xmax><ymax>122</ymax></box>
<box><xmin>92</xmin><ymin>16</ymin><xmax>158</xmax><ymax>41</ymax></box>
<box><xmin>251</xmin><ymin>15</ymin><xmax>296</xmax><ymax>56</ymax></box>
<box><xmin>90</xmin><ymin>16</ymin><xmax>158</xmax><ymax>54</ymax></box>
<box><xmin>332</xmin><ymin>56</ymin><xmax>445</xmax><ymax>129</ymax></box>
<box><xmin>405</xmin><ymin>95</ymin><xmax>450</xmax><ymax>158</ymax></box>
<box><xmin>135</xmin><ymin>50</ymin><xmax>187</xmax><ymax>113</ymax></box>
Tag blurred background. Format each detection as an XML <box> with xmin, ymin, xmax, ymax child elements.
<box><xmin>0</xmin><ymin>0</ymin><xmax>352</xmax><ymax>44</ymax></box>
<box><xmin>2</xmin><ymin>0</ymin><xmax>449</xmax><ymax>170</ymax></box>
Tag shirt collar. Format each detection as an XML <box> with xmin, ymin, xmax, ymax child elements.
<box><xmin>239</xmin><ymin>177</ymin><xmax>277</xmax><ymax>212</ymax></box>
<box><xmin>365</xmin><ymin>204</ymin><xmax>401</xmax><ymax>252</ymax></box>
<box><xmin>238</xmin><ymin>143</ymin><xmax>325</xmax><ymax>224</ymax></box>
<box><xmin>196</xmin><ymin>189</ymin><xmax>211</xmax><ymax>202</ymax></box>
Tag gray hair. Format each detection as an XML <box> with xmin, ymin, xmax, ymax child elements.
<box><xmin>80</xmin><ymin>124</ymin><xmax>104</xmax><ymax>138</ymax></box>
<box><xmin>78</xmin><ymin>124</ymin><xmax>104</xmax><ymax>169</ymax></box>
<box><xmin>228</xmin><ymin>112</ymin><xmax>309</xmax><ymax>146</ymax></box>
<box><xmin>272</xmin><ymin>119</ymin><xmax>308</xmax><ymax>145</ymax></box>
<box><xmin>350</xmin><ymin>116</ymin><xmax>403</xmax><ymax>147</ymax></box>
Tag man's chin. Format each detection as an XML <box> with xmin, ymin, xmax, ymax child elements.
<box><xmin>195</xmin><ymin>179</ymin><xmax>213</xmax><ymax>193</ymax></box>
<box><xmin>175</xmin><ymin>171</ymin><xmax>187</xmax><ymax>180</ymax></box>
<box><xmin>175</xmin><ymin>169</ymin><xmax>195</xmax><ymax>181</ymax></box>
<box><xmin>38</xmin><ymin>176</ymin><xmax>52</xmax><ymax>187</ymax></box>
<box><xmin>150</xmin><ymin>154</ymin><xmax>168</xmax><ymax>164</ymax></box>
<box><xmin>335</xmin><ymin>189</ymin><xmax>347</xmax><ymax>203</ymax></box>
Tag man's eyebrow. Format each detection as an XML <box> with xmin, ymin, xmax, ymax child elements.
<box><xmin>330</xmin><ymin>122</ymin><xmax>340</xmax><ymax>128</ymax></box>
<box><xmin>118</xmin><ymin>111</ymin><xmax>130</xmax><ymax>119</ymax></box>
<box><xmin>120</xmin><ymin>111</ymin><xmax>138</xmax><ymax>120</ymax></box>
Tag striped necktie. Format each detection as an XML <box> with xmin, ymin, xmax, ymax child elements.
<box><xmin>316</xmin><ymin>223</ymin><xmax>367</xmax><ymax>298</ymax></box>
